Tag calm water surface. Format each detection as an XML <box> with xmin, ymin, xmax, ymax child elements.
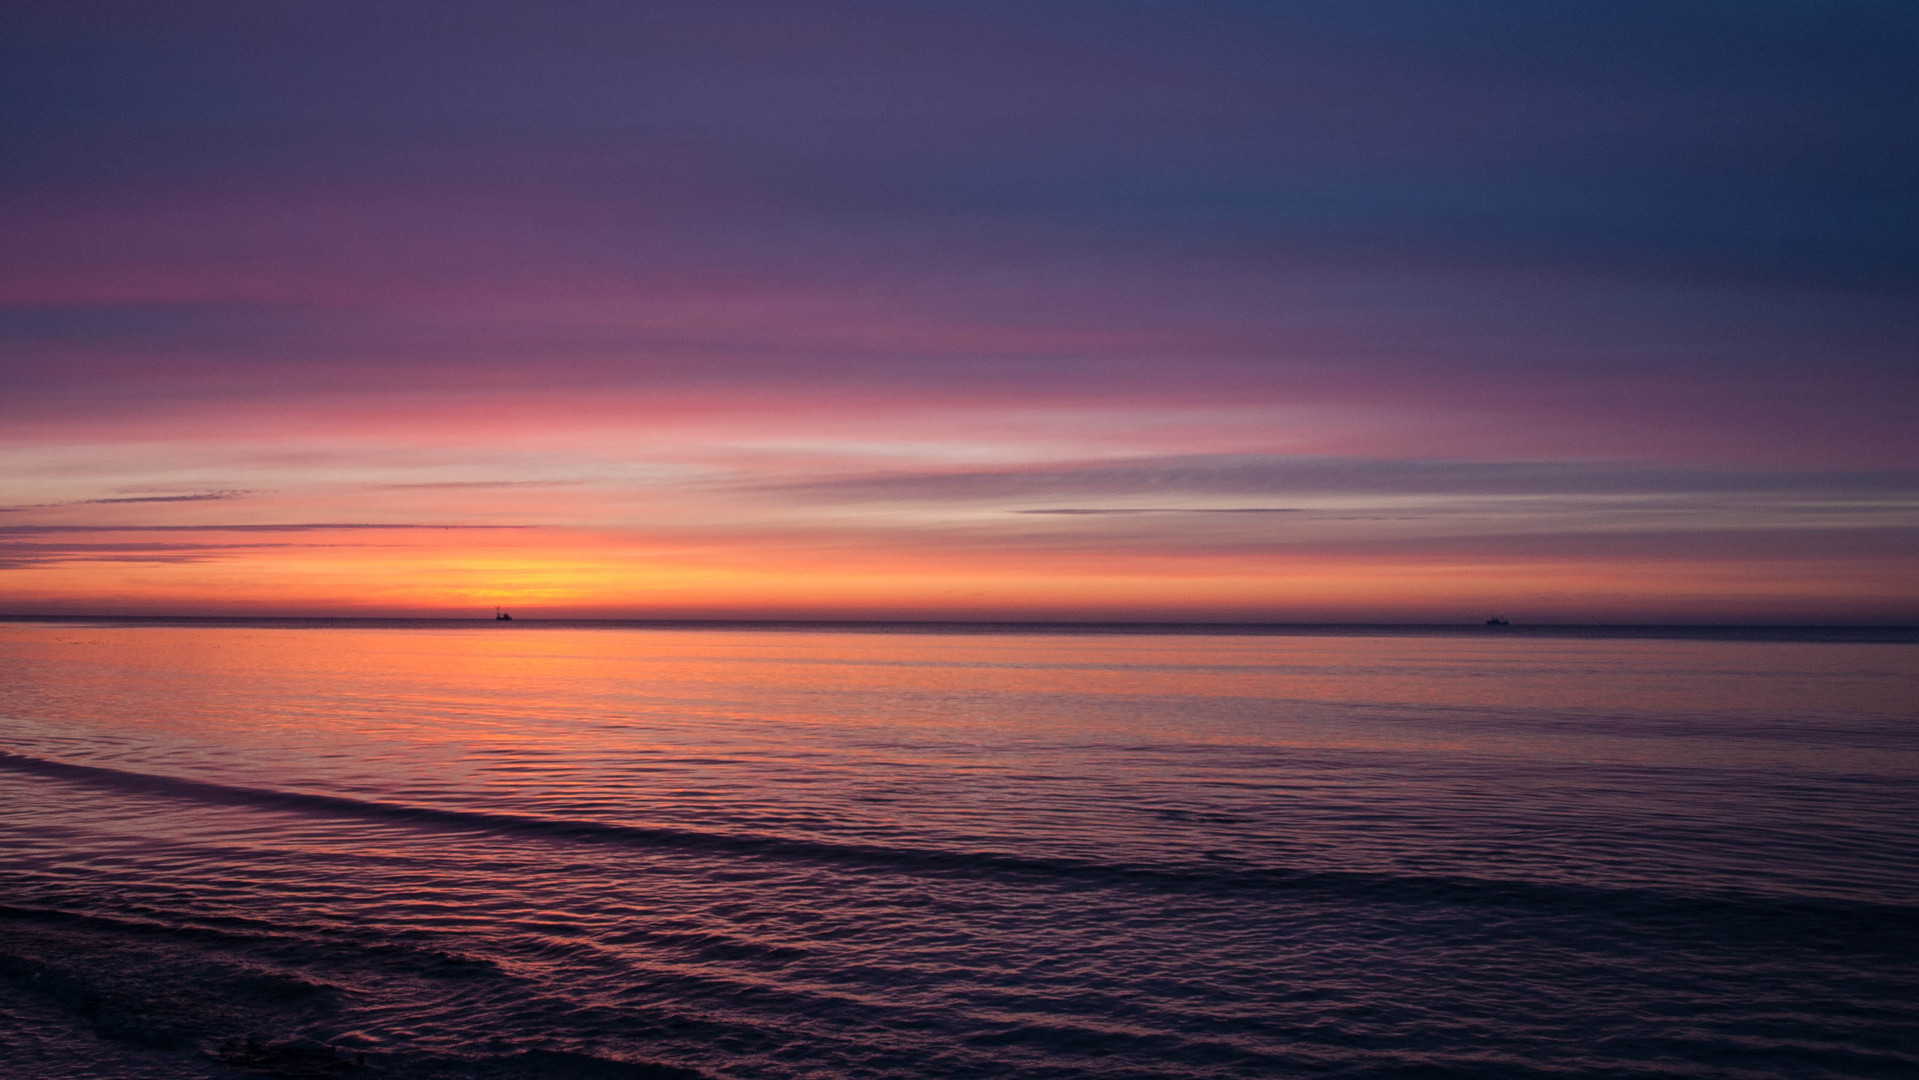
<box><xmin>1</xmin><ymin>621</ymin><xmax>1915</xmax><ymax>1078</ymax></box>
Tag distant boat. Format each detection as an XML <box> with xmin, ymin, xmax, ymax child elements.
<box><xmin>1484</xmin><ymin>616</ymin><xmax>1509</xmax><ymax>626</ymax></box>
<box><xmin>495</xmin><ymin>607</ymin><xmax>513</xmax><ymax>621</ymax></box>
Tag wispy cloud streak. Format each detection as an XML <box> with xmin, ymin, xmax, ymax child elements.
<box><xmin>0</xmin><ymin>524</ymin><xmax>540</xmax><ymax>534</ymax></box>
<box><xmin>1015</xmin><ymin>508</ymin><xmax>1303</xmax><ymax>515</ymax></box>
<box><xmin>0</xmin><ymin>490</ymin><xmax>253</xmax><ymax>513</ymax></box>
<box><xmin>767</xmin><ymin>456</ymin><xmax>1919</xmax><ymax>503</ymax></box>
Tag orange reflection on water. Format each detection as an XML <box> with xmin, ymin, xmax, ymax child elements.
<box><xmin>4</xmin><ymin>620</ymin><xmax>1913</xmax><ymax>772</ymax></box>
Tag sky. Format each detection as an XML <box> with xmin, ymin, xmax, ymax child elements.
<box><xmin>2</xmin><ymin>0</ymin><xmax>1915</xmax><ymax>621</ymax></box>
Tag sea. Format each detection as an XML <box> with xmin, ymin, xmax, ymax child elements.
<box><xmin>1</xmin><ymin>618</ymin><xmax>1915</xmax><ymax>1079</ymax></box>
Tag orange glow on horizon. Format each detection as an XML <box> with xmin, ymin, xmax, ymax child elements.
<box><xmin>4</xmin><ymin>519</ymin><xmax>1912</xmax><ymax>622</ymax></box>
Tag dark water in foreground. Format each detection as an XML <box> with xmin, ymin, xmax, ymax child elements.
<box><xmin>1</xmin><ymin>621</ymin><xmax>1915</xmax><ymax>1078</ymax></box>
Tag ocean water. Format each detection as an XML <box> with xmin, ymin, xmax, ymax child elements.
<box><xmin>1</xmin><ymin>620</ymin><xmax>1915</xmax><ymax>1079</ymax></box>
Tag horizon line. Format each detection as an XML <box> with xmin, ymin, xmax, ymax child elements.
<box><xmin>2</xmin><ymin>613</ymin><xmax>1914</xmax><ymax>639</ymax></box>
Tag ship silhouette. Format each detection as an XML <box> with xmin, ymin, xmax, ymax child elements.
<box><xmin>1484</xmin><ymin>616</ymin><xmax>1509</xmax><ymax>626</ymax></box>
<box><xmin>495</xmin><ymin>606</ymin><xmax>513</xmax><ymax>621</ymax></box>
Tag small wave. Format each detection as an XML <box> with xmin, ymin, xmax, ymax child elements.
<box><xmin>214</xmin><ymin>1043</ymin><xmax>703</xmax><ymax>1079</ymax></box>
<box><xmin>1</xmin><ymin>912</ymin><xmax>695</xmax><ymax>1080</ymax></box>
<box><xmin>4</xmin><ymin>749</ymin><xmax>1914</xmax><ymax>950</ymax></box>
<box><xmin>0</xmin><ymin>901</ymin><xmax>508</xmax><ymax>987</ymax></box>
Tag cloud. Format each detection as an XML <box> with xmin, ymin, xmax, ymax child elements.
<box><xmin>82</xmin><ymin>490</ymin><xmax>253</xmax><ymax>505</ymax></box>
<box><xmin>0</xmin><ymin>303</ymin><xmax>318</xmax><ymax>351</ymax></box>
<box><xmin>0</xmin><ymin>490</ymin><xmax>253</xmax><ymax>513</ymax></box>
<box><xmin>0</xmin><ymin>523</ymin><xmax>539</xmax><ymax>569</ymax></box>
<box><xmin>769</xmin><ymin>455</ymin><xmax>1919</xmax><ymax>503</ymax></box>
<box><xmin>376</xmin><ymin>481</ymin><xmax>584</xmax><ymax>490</ymax></box>
<box><xmin>0</xmin><ymin>540</ymin><xmax>290</xmax><ymax>569</ymax></box>
<box><xmin>0</xmin><ymin>523</ymin><xmax>538</xmax><ymax>534</ymax></box>
<box><xmin>1013</xmin><ymin>507</ymin><xmax>1302</xmax><ymax>515</ymax></box>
